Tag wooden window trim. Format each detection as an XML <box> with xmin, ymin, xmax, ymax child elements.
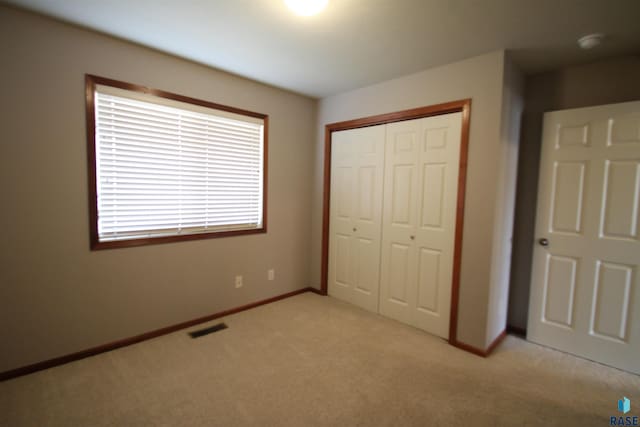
<box><xmin>85</xmin><ymin>74</ymin><xmax>269</xmax><ymax>250</ymax></box>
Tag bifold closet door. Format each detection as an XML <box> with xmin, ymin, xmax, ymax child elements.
<box><xmin>328</xmin><ymin>125</ymin><xmax>385</xmax><ymax>313</ymax></box>
<box><xmin>379</xmin><ymin>112</ymin><xmax>463</xmax><ymax>339</ymax></box>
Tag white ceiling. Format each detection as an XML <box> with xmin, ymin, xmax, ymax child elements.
<box><xmin>6</xmin><ymin>0</ymin><xmax>640</xmax><ymax>98</ymax></box>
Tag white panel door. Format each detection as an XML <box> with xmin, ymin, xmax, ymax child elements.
<box><xmin>379</xmin><ymin>112</ymin><xmax>463</xmax><ymax>338</ymax></box>
<box><xmin>528</xmin><ymin>100</ymin><xmax>640</xmax><ymax>374</ymax></box>
<box><xmin>328</xmin><ymin>125</ymin><xmax>385</xmax><ymax>313</ymax></box>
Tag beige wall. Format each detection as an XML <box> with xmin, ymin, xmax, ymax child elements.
<box><xmin>508</xmin><ymin>55</ymin><xmax>640</xmax><ymax>331</ymax></box>
<box><xmin>311</xmin><ymin>51</ymin><xmax>508</xmax><ymax>349</ymax></box>
<box><xmin>0</xmin><ymin>6</ymin><xmax>317</xmax><ymax>372</ymax></box>
<box><xmin>486</xmin><ymin>55</ymin><xmax>524</xmax><ymax>346</ymax></box>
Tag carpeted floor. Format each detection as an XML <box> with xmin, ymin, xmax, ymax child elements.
<box><xmin>1</xmin><ymin>292</ymin><xmax>638</xmax><ymax>426</ymax></box>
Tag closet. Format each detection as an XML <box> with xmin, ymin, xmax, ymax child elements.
<box><xmin>328</xmin><ymin>112</ymin><xmax>463</xmax><ymax>339</ymax></box>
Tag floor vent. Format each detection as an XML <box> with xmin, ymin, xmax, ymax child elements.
<box><xmin>189</xmin><ymin>323</ymin><xmax>228</xmax><ymax>338</ymax></box>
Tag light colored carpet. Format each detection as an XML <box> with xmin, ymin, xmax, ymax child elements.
<box><xmin>1</xmin><ymin>292</ymin><xmax>638</xmax><ymax>426</ymax></box>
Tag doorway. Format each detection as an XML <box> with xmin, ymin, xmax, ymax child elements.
<box><xmin>527</xmin><ymin>100</ymin><xmax>640</xmax><ymax>374</ymax></box>
<box><xmin>321</xmin><ymin>99</ymin><xmax>471</xmax><ymax>345</ymax></box>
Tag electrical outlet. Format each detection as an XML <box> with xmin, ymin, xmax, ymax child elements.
<box><xmin>268</xmin><ymin>269</ymin><xmax>275</xmax><ymax>281</ymax></box>
<box><xmin>235</xmin><ymin>275</ymin><xmax>243</xmax><ymax>288</ymax></box>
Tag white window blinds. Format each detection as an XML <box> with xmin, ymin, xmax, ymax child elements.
<box><xmin>94</xmin><ymin>86</ymin><xmax>265</xmax><ymax>242</ymax></box>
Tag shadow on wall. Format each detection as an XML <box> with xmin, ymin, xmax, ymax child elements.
<box><xmin>507</xmin><ymin>54</ymin><xmax>640</xmax><ymax>332</ymax></box>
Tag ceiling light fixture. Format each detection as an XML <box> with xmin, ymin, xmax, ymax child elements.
<box><xmin>577</xmin><ymin>33</ymin><xmax>605</xmax><ymax>50</ymax></box>
<box><xmin>284</xmin><ymin>0</ymin><xmax>328</xmax><ymax>17</ymax></box>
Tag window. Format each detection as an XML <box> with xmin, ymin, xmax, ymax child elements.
<box><xmin>85</xmin><ymin>75</ymin><xmax>268</xmax><ymax>249</ymax></box>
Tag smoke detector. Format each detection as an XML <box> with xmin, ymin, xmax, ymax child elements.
<box><xmin>578</xmin><ymin>33</ymin><xmax>605</xmax><ymax>49</ymax></box>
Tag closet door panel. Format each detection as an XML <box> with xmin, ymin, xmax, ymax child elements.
<box><xmin>328</xmin><ymin>125</ymin><xmax>385</xmax><ymax>313</ymax></box>
<box><xmin>328</xmin><ymin>132</ymin><xmax>354</xmax><ymax>303</ymax></box>
<box><xmin>390</xmin><ymin>165</ymin><xmax>414</xmax><ymax>226</ymax></box>
<box><xmin>417</xmin><ymin>247</ymin><xmax>441</xmax><ymax>313</ymax></box>
<box><xmin>380</xmin><ymin>112</ymin><xmax>463</xmax><ymax>339</ymax></box>
<box><xmin>413</xmin><ymin>113</ymin><xmax>462</xmax><ymax>338</ymax></box>
<box><xmin>379</xmin><ymin>120</ymin><xmax>420</xmax><ymax>323</ymax></box>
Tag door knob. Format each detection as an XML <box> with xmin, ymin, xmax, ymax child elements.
<box><xmin>410</xmin><ymin>235</ymin><xmax>415</xmax><ymax>240</ymax></box>
<box><xmin>539</xmin><ymin>238</ymin><xmax>549</xmax><ymax>247</ymax></box>
<box><xmin>353</xmin><ymin>227</ymin><xmax>357</xmax><ymax>232</ymax></box>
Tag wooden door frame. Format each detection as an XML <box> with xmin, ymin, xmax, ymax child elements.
<box><xmin>320</xmin><ymin>99</ymin><xmax>472</xmax><ymax>345</ymax></box>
